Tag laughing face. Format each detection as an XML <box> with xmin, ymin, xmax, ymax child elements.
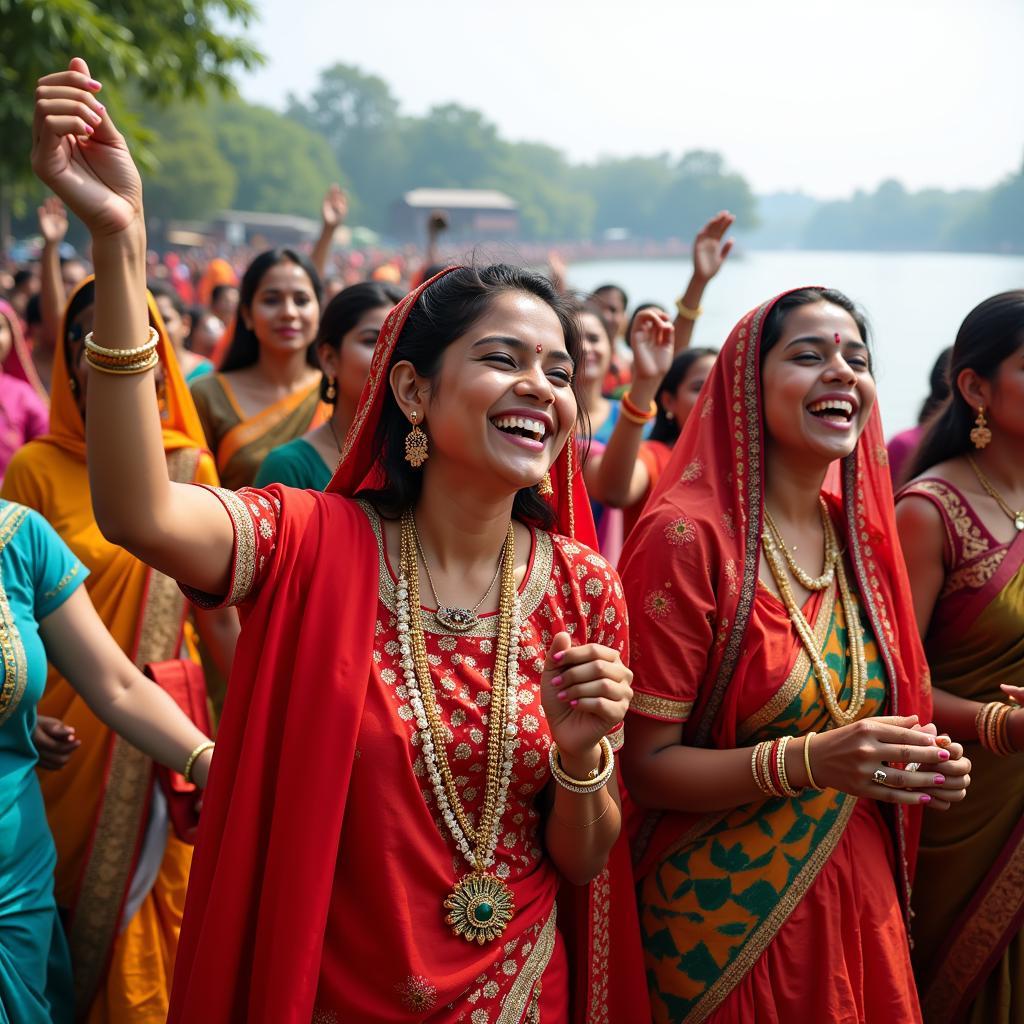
<box><xmin>398</xmin><ymin>290</ymin><xmax>577</xmax><ymax>496</ymax></box>
<box><xmin>760</xmin><ymin>301</ymin><xmax>875</xmax><ymax>466</ymax></box>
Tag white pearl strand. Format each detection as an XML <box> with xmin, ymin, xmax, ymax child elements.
<box><xmin>396</xmin><ymin>574</ymin><xmax>522</xmax><ymax>871</ymax></box>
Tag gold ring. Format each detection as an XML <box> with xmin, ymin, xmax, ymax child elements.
<box><xmin>872</xmin><ymin>768</ymin><xmax>888</xmax><ymax>785</ymax></box>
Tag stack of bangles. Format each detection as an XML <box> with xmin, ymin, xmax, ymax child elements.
<box><xmin>621</xmin><ymin>391</ymin><xmax>657</xmax><ymax>425</ymax></box>
<box><xmin>549</xmin><ymin>736</ymin><xmax>616</xmax><ymax>829</ymax></box>
<box><xmin>975</xmin><ymin>701</ymin><xmax>1018</xmax><ymax>757</ymax></box>
<box><xmin>751</xmin><ymin>732</ymin><xmax>821</xmax><ymax>798</ymax></box>
<box><xmin>675</xmin><ymin>297</ymin><xmax>703</xmax><ymax>321</ymax></box>
<box><xmin>84</xmin><ymin>328</ymin><xmax>160</xmax><ymax>375</ymax></box>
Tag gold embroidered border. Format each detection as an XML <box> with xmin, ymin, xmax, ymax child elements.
<box><xmin>941</xmin><ymin>549</ymin><xmax>1007</xmax><ymax>598</ymax></box>
<box><xmin>0</xmin><ymin>504</ymin><xmax>30</xmax><ymax>728</ymax></box>
<box><xmin>69</xmin><ymin>447</ymin><xmax>199</xmax><ymax>1012</ymax></box>
<box><xmin>363</xmin><ymin>502</ymin><xmax>553</xmax><ymax>637</ymax></box>
<box><xmin>607</xmin><ymin>726</ymin><xmax>624</xmax><ymax>752</ymax></box>
<box><xmin>688</xmin><ymin>795</ymin><xmax>858</xmax><ymax>1023</ymax></box>
<box><xmin>737</xmin><ymin>584</ymin><xmax>836</xmax><ymax>743</ymax></box>
<box><xmin>630</xmin><ymin>690</ymin><xmax>693</xmax><ymax>722</ymax></box>
<box><xmin>42</xmin><ymin>560</ymin><xmax>83</xmax><ymax>603</ymax></box>
<box><xmin>920</xmin><ymin>836</ymin><xmax>1024</xmax><ymax>1024</ymax></box>
<box><xmin>496</xmin><ymin>903</ymin><xmax>558</xmax><ymax>1024</ymax></box>
<box><xmin>586</xmin><ymin>870</ymin><xmax>612</xmax><ymax>1024</ymax></box>
<box><xmin>204</xmin><ymin>485</ymin><xmax>258</xmax><ymax>606</ymax></box>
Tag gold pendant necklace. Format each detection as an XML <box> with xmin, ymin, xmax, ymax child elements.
<box><xmin>397</xmin><ymin>511</ymin><xmax>519</xmax><ymax>943</ymax></box>
<box><xmin>968</xmin><ymin>456</ymin><xmax>1024</xmax><ymax>532</ymax></box>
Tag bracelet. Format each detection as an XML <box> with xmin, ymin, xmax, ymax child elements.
<box><xmin>85</xmin><ymin>350</ymin><xmax>160</xmax><ymax>375</ymax></box>
<box><xmin>675</xmin><ymin>298</ymin><xmax>703</xmax><ymax>321</ymax></box>
<box><xmin>551</xmin><ymin>795</ymin><xmax>613</xmax><ymax>830</ymax></box>
<box><xmin>182</xmin><ymin>741</ymin><xmax>216</xmax><ymax>784</ymax></box>
<box><xmin>976</xmin><ymin>701</ymin><xmax>1016</xmax><ymax>756</ymax></box>
<box><xmin>776</xmin><ymin>735</ymin><xmax>802</xmax><ymax>797</ymax></box>
<box><xmin>621</xmin><ymin>391</ymin><xmax>657</xmax><ymax>423</ymax></box>
<box><xmin>549</xmin><ymin>736</ymin><xmax>614</xmax><ymax>793</ymax></box>
<box><xmin>84</xmin><ymin>327</ymin><xmax>160</xmax><ymax>360</ymax></box>
<box><xmin>803</xmin><ymin>731</ymin><xmax>822</xmax><ymax>790</ymax></box>
<box><xmin>750</xmin><ymin>741</ymin><xmax>776</xmax><ymax>796</ymax></box>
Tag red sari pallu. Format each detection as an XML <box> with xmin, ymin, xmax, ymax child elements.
<box><xmin>618</xmin><ymin>289</ymin><xmax>933</xmax><ymax>1023</ymax></box>
<box><xmin>168</xmin><ymin>269</ymin><xmax>649</xmax><ymax>1023</ymax></box>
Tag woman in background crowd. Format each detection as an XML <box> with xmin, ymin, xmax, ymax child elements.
<box><xmin>887</xmin><ymin>346</ymin><xmax>952</xmax><ymax>486</ymax></box>
<box><xmin>0</xmin><ymin>299</ymin><xmax>49</xmax><ymax>482</ymax></box>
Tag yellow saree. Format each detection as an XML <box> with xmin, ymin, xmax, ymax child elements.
<box><xmin>1</xmin><ymin>281</ymin><xmax>218</xmax><ymax>1022</ymax></box>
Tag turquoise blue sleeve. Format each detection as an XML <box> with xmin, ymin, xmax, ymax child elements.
<box><xmin>255</xmin><ymin>445</ymin><xmax>305</xmax><ymax>489</ymax></box>
<box><xmin>24</xmin><ymin>509</ymin><xmax>89</xmax><ymax>619</ymax></box>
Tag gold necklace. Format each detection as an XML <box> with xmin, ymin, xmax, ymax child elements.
<box><xmin>762</xmin><ymin>498</ymin><xmax>838</xmax><ymax>592</ymax></box>
<box><xmin>762</xmin><ymin>507</ymin><xmax>868</xmax><ymax>727</ymax></box>
<box><xmin>968</xmin><ymin>456</ymin><xmax>1024</xmax><ymax>532</ymax></box>
<box><xmin>398</xmin><ymin>511</ymin><xmax>519</xmax><ymax>943</ymax></box>
<box><xmin>411</xmin><ymin>516</ymin><xmax>507</xmax><ymax>632</ymax></box>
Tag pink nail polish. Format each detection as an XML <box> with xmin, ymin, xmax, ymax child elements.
<box><xmin>570</xmin><ymin>700</ymin><xmax>578</xmax><ymax>707</ymax></box>
<box><xmin>87</xmin><ymin>78</ymin><xmax>102</xmax><ymax>90</ymax></box>
<box><xmin>938</xmin><ymin>749</ymin><xmax>950</xmax><ymax>761</ymax></box>
<box><xmin>84</xmin><ymin>124</ymin><xmax>94</xmax><ymax>134</ymax></box>
<box><xmin>919</xmin><ymin>794</ymin><xmax>931</xmax><ymax>803</ymax></box>
<box><xmin>553</xmin><ymin>651</ymin><xmax>565</xmax><ymax>663</ymax></box>
<box><xmin>557</xmin><ymin>691</ymin><xmax>567</xmax><ymax>700</ymax></box>
<box><xmin>551</xmin><ymin>676</ymin><xmax>562</xmax><ymax>688</ymax></box>
<box><xmin>934</xmin><ymin>775</ymin><xmax>946</xmax><ymax>785</ymax></box>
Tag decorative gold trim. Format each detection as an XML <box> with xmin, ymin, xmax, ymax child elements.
<box><xmin>607</xmin><ymin>726</ymin><xmax>624</xmax><ymax>752</ymax></box>
<box><xmin>737</xmin><ymin>584</ymin><xmax>836</xmax><ymax>743</ymax></box>
<box><xmin>42</xmin><ymin>560</ymin><xmax>83</xmax><ymax>603</ymax></box>
<box><xmin>586</xmin><ymin>870</ymin><xmax>612</xmax><ymax>1024</ymax></box>
<box><xmin>688</xmin><ymin>795</ymin><xmax>858</xmax><ymax>1022</ymax></box>
<box><xmin>0</xmin><ymin>503</ymin><xmax>31</xmax><ymax>728</ymax></box>
<box><xmin>362</xmin><ymin>502</ymin><xmax>553</xmax><ymax>637</ymax></box>
<box><xmin>69</xmin><ymin>447</ymin><xmax>199</xmax><ymax>1012</ymax></box>
<box><xmin>630</xmin><ymin>690</ymin><xmax>693</xmax><ymax>722</ymax></box>
<box><xmin>496</xmin><ymin>903</ymin><xmax>558</xmax><ymax>1024</ymax></box>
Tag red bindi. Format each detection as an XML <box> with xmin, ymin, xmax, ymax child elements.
<box><xmin>834</xmin><ymin>332</ymin><xmax>842</xmax><ymax>345</ymax></box>
<box><xmin>535</xmin><ymin>344</ymin><xmax>543</xmax><ymax>354</ymax></box>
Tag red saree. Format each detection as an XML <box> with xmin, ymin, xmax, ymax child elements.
<box><xmin>618</xmin><ymin>289</ymin><xmax>932</xmax><ymax>1022</ymax></box>
<box><xmin>168</xmin><ymin>270</ymin><xmax>648</xmax><ymax>1022</ymax></box>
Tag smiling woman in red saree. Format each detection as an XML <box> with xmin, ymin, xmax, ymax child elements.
<box><xmin>619</xmin><ymin>288</ymin><xmax>966</xmax><ymax>1023</ymax></box>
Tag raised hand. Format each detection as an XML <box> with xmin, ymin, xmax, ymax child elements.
<box><xmin>692</xmin><ymin>211</ymin><xmax>735</xmax><ymax>284</ymax></box>
<box><xmin>38</xmin><ymin>195</ymin><xmax>69</xmax><ymax>245</ymax></box>
<box><xmin>540</xmin><ymin>631</ymin><xmax>633</xmax><ymax>762</ymax></box>
<box><xmin>31</xmin><ymin>57</ymin><xmax>143</xmax><ymax>238</ymax></box>
<box><xmin>321</xmin><ymin>184</ymin><xmax>348</xmax><ymax>230</ymax></box>
<box><xmin>628</xmin><ymin>308</ymin><xmax>674</xmax><ymax>384</ymax></box>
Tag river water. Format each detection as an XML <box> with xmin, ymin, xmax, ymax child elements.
<box><xmin>567</xmin><ymin>251</ymin><xmax>1024</xmax><ymax>434</ymax></box>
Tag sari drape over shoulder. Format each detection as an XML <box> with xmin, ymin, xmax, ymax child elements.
<box><xmin>190</xmin><ymin>372</ymin><xmax>325</xmax><ymax>489</ymax></box>
<box><xmin>1</xmin><ymin>279</ymin><xmax>217</xmax><ymax>1022</ymax></box>
<box><xmin>619</xmin><ymin>290</ymin><xmax>931</xmax><ymax>1023</ymax></box>
<box><xmin>168</xmin><ymin>269</ymin><xmax>649</xmax><ymax>1023</ymax></box>
<box><xmin>897</xmin><ymin>478</ymin><xmax>1024</xmax><ymax>1024</ymax></box>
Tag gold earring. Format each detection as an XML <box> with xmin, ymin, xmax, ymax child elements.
<box><xmin>970</xmin><ymin>405</ymin><xmax>992</xmax><ymax>449</ymax></box>
<box><xmin>404</xmin><ymin>412</ymin><xmax>429</xmax><ymax>467</ymax></box>
<box><xmin>538</xmin><ymin>472</ymin><xmax>553</xmax><ymax>497</ymax></box>
<box><xmin>325</xmin><ymin>377</ymin><xmax>337</xmax><ymax>402</ymax></box>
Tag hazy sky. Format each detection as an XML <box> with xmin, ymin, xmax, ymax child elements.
<box><xmin>240</xmin><ymin>0</ymin><xmax>1024</xmax><ymax>200</ymax></box>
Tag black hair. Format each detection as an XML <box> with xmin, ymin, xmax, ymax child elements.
<box><xmin>211</xmin><ymin>282</ymin><xmax>237</xmax><ymax>306</ymax></box>
<box><xmin>917</xmin><ymin>346</ymin><xmax>953</xmax><ymax>425</ymax></box>
<box><xmin>759</xmin><ymin>287</ymin><xmax>871</xmax><ymax>365</ymax></box>
<box><xmin>360</xmin><ymin>264</ymin><xmax>586</xmax><ymax>530</ymax></box>
<box><xmin>13</xmin><ymin>269</ymin><xmax>35</xmax><ymax>289</ymax></box>
<box><xmin>64</xmin><ymin>279</ymin><xmax>96</xmax><ymax>339</ymax></box>
<box><xmin>909</xmin><ymin>291</ymin><xmax>1024</xmax><ymax>478</ymax></box>
<box><xmin>219</xmin><ymin>249</ymin><xmax>323</xmax><ymax>372</ymax></box>
<box><xmin>593</xmin><ymin>283</ymin><xmax>629</xmax><ymax>311</ymax></box>
<box><xmin>315</xmin><ymin>281</ymin><xmax>404</xmax><ymax>402</ymax></box>
<box><xmin>25</xmin><ymin>294</ymin><xmax>42</xmax><ymax>328</ymax></box>
<box><xmin>421</xmin><ymin>263</ymin><xmax>449</xmax><ymax>281</ymax></box>
<box><xmin>147</xmin><ymin>279</ymin><xmax>186</xmax><ymax>318</ymax></box>
<box><xmin>649</xmin><ymin>347</ymin><xmax>718</xmax><ymax>444</ymax></box>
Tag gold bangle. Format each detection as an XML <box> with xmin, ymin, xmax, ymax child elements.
<box><xmin>84</xmin><ymin>327</ymin><xmax>160</xmax><ymax>359</ymax></box>
<box><xmin>551</xmin><ymin>795</ymin><xmax>613</xmax><ymax>830</ymax></box>
<box><xmin>803</xmin><ymin>731</ymin><xmax>822</xmax><ymax>790</ymax></box>
<box><xmin>183</xmin><ymin>741</ymin><xmax>215</xmax><ymax>784</ymax></box>
<box><xmin>675</xmin><ymin>298</ymin><xmax>703</xmax><ymax>321</ymax></box>
<box><xmin>548</xmin><ymin>736</ymin><xmax>614</xmax><ymax>793</ymax></box>
<box><xmin>85</xmin><ymin>350</ymin><xmax>160</xmax><ymax>375</ymax></box>
<box><xmin>776</xmin><ymin>735</ymin><xmax>801</xmax><ymax>797</ymax></box>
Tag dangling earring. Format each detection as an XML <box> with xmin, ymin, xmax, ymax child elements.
<box><xmin>970</xmin><ymin>405</ymin><xmax>992</xmax><ymax>449</ymax></box>
<box><xmin>538</xmin><ymin>472</ymin><xmax>554</xmax><ymax>497</ymax></box>
<box><xmin>404</xmin><ymin>411</ymin><xmax>429</xmax><ymax>467</ymax></box>
<box><xmin>325</xmin><ymin>376</ymin><xmax>337</xmax><ymax>402</ymax></box>
<box><xmin>665</xmin><ymin>409</ymin><xmax>675</xmax><ymax>421</ymax></box>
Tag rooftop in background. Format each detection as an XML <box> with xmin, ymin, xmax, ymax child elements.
<box><xmin>401</xmin><ymin>189</ymin><xmax>518</xmax><ymax>211</ymax></box>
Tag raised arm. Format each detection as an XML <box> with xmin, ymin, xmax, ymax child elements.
<box><xmin>31</xmin><ymin>58</ymin><xmax>233</xmax><ymax>594</ymax></box>
<box><xmin>37</xmin><ymin>196</ymin><xmax>69</xmax><ymax>347</ymax></box>
<box><xmin>311</xmin><ymin>184</ymin><xmax>347</xmax><ymax>281</ymax></box>
<box><xmin>673</xmin><ymin>211</ymin><xmax>734</xmax><ymax>354</ymax></box>
<box><xmin>590</xmin><ymin>308</ymin><xmax>674</xmax><ymax>508</ymax></box>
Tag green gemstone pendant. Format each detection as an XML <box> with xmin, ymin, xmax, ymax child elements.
<box><xmin>444</xmin><ymin>872</ymin><xmax>515</xmax><ymax>944</ymax></box>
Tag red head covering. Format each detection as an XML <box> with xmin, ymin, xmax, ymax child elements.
<box><xmin>620</xmin><ymin>288</ymin><xmax>931</xmax><ymax>897</ymax></box>
<box><xmin>0</xmin><ymin>298</ymin><xmax>47</xmax><ymax>400</ymax></box>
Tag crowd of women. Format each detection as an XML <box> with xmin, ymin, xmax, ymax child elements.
<box><xmin>0</xmin><ymin>55</ymin><xmax>1020</xmax><ymax>1023</ymax></box>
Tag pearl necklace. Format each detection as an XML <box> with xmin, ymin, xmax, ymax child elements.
<box><xmin>397</xmin><ymin>510</ymin><xmax>522</xmax><ymax>943</ymax></box>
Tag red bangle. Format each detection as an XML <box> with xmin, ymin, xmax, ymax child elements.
<box><xmin>621</xmin><ymin>391</ymin><xmax>657</xmax><ymax>422</ymax></box>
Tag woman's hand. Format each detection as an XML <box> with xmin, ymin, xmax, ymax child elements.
<box><xmin>809</xmin><ymin>715</ymin><xmax>970</xmax><ymax>807</ymax></box>
<box><xmin>540</xmin><ymin>631</ymin><xmax>633</xmax><ymax>764</ymax></box>
<box><xmin>628</xmin><ymin>308</ymin><xmax>675</xmax><ymax>385</ymax></box>
<box><xmin>31</xmin><ymin>57</ymin><xmax>143</xmax><ymax>238</ymax></box>
<box><xmin>321</xmin><ymin>184</ymin><xmax>348</xmax><ymax>231</ymax></box>
<box><xmin>33</xmin><ymin>715</ymin><xmax>82</xmax><ymax>770</ymax></box>
<box><xmin>692</xmin><ymin>211</ymin><xmax>735</xmax><ymax>284</ymax></box>
<box><xmin>38</xmin><ymin>196</ymin><xmax>69</xmax><ymax>245</ymax></box>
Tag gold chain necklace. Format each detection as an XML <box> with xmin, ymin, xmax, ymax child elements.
<box><xmin>968</xmin><ymin>456</ymin><xmax>1024</xmax><ymax>532</ymax></box>
<box><xmin>762</xmin><ymin>498</ymin><xmax>839</xmax><ymax>591</ymax></box>
<box><xmin>762</xmin><ymin>506</ymin><xmax>868</xmax><ymax>727</ymax></box>
<box><xmin>411</xmin><ymin>516</ymin><xmax>507</xmax><ymax>632</ymax></box>
<box><xmin>398</xmin><ymin>511</ymin><xmax>519</xmax><ymax>943</ymax></box>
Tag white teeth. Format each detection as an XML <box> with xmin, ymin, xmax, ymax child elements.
<box><xmin>808</xmin><ymin>399</ymin><xmax>854</xmax><ymax>416</ymax></box>
<box><xmin>491</xmin><ymin>415</ymin><xmax>548</xmax><ymax>440</ymax></box>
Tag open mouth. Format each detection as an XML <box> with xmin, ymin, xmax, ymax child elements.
<box><xmin>490</xmin><ymin>414</ymin><xmax>550</xmax><ymax>444</ymax></box>
<box><xmin>807</xmin><ymin>398</ymin><xmax>855</xmax><ymax>425</ymax></box>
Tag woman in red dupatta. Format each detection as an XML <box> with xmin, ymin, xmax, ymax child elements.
<box><xmin>30</xmin><ymin>57</ymin><xmax>649</xmax><ymax>1024</ymax></box>
<box><xmin>618</xmin><ymin>287</ymin><xmax>970</xmax><ymax>1023</ymax></box>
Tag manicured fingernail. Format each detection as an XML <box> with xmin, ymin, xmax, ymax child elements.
<box><xmin>551</xmin><ymin>675</ymin><xmax>562</xmax><ymax>688</ymax></box>
<box><xmin>570</xmin><ymin>700</ymin><xmax>578</xmax><ymax>707</ymax></box>
<box><xmin>557</xmin><ymin>691</ymin><xmax>567</xmax><ymax>700</ymax></box>
<box><xmin>553</xmin><ymin>651</ymin><xmax>565</xmax><ymax>662</ymax></box>
<box><xmin>919</xmin><ymin>794</ymin><xmax>931</xmax><ymax>803</ymax></box>
<box><xmin>934</xmin><ymin>775</ymin><xmax>946</xmax><ymax>785</ymax></box>
<box><xmin>938</xmin><ymin>749</ymin><xmax>950</xmax><ymax>761</ymax></box>
<box><xmin>88</xmin><ymin>111</ymin><xmax>101</xmax><ymax>125</ymax></box>
<box><xmin>84</xmin><ymin>124</ymin><xmax>94</xmax><ymax>134</ymax></box>
<box><xmin>87</xmin><ymin>78</ymin><xmax>102</xmax><ymax>91</ymax></box>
